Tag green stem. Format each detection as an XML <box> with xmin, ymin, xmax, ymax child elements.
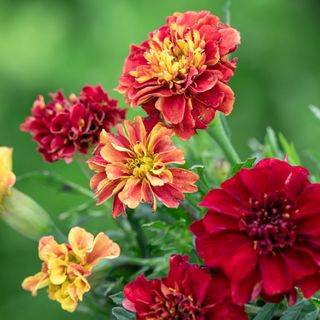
<box><xmin>207</xmin><ymin>113</ymin><xmax>241</xmax><ymax>166</ymax></box>
<box><xmin>180</xmin><ymin>201</ymin><xmax>199</xmax><ymax>221</ymax></box>
<box><xmin>127</xmin><ymin>209</ymin><xmax>150</xmax><ymax>258</ymax></box>
<box><xmin>17</xmin><ymin>170</ymin><xmax>94</xmax><ymax>198</ymax></box>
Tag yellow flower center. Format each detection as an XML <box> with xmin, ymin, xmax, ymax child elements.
<box><xmin>127</xmin><ymin>144</ymin><xmax>155</xmax><ymax>179</ymax></box>
<box><xmin>130</xmin><ymin>23</ymin><xmax>206</xmax><ymax>88</ymax></box>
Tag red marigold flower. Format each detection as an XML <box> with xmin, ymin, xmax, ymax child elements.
<box><xmin>87</xmin><ymin>116</ymin><xmax>198</xmax><ymax>218</ymax></box>
<box><xmin>117</xmin><ymin>11</ymin><xmax>240</xmax><ymax>140</ymax></box>
<box><xmin>21</xmin><ymin>85</ymin><xmax>126</xmax><ymax>163</ymax></box>
<box><xmin>190</xmin><ymin>158</ymin><xmax>320</xmax><ymax>305</ymax></box>
<box><xmin>123</xmin><ymin>255</ymin><xmax>247</xmax><ymax>320</ymax></box>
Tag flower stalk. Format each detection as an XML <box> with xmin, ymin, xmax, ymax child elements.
<box><xmin>207</xmin><ymin>112</ymin><xmax>241</xmax><ymax>166</ymax></box>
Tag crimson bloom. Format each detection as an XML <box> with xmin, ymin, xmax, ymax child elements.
<box><xmin>123</xmin><ymin>255</ymin><xmax>247</xmax><ymax>320</ymax></box>
<box><xmin>21</xmin><ymin>85</ymin><xmax>126</xmax><ymax>163</ymax></box>
<box><xmin>117</xmin><ymin>11</ymin><xmax>240</xmax><ymax>140</ymax></box>
<box><xmin>87</xmin><ymin>116</ymin><xmax>198</xmax><ymax>218</ymax></box>
<box><xmin>191</xmin><ymin>159</ymin><xmax>320</xmax><ymax>305</ymax></box>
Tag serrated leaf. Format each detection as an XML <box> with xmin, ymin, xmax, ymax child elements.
<box><xmin>278</xmin><ymin>133</ymin><xmax>300</xmax><ymax>165</ymax></box>
<box><xmin>280</xmin><ymin>300</ymin><xmax>307</xmax><ymax>320</ymax></box>
<box><xmin>231</xmin><ymin>157</ymin><xmax>256</xmax><ymax>175</ymax></box>
<box><xmin>112</xmin><ymin>307</ymin><xmax>135</xmax><ymax>320</ymax></box>
<box><xmin>109</xmin><ymin>291</ymin><xmax>125</xmax><ymax>306</ymax></box>
<box><xmin>303</xmin><ymin>310</ymin><xmax>319</xmax><ymax>320</ymax></box>
<box><xmin>253</xmin><ymin>303</ymin><xmax>278</xmax><ymax>320</ymax></box>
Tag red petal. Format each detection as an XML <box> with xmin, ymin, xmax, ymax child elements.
<box><xmin>260</xmin><ymin>254</ymin><xmax>293</xmax><ymax>296</ymax></box>
<box><xmin>152</xmin><ymin>184</ymin><xmax>184</xmax><ymax>208</ymax></box>
<box><xmin>169</xmin><ymin>168</ymin><xmax>198</xmax><ymax>193</ymax></box>
<box><xmin>231</xmin><ymin>267</ymin><xmax>262</xmax><ymax>305</ymax></box>
<box><xmin>202</xmin><ymin>211</ymin><xmax>239</xmax><ymax>233</ymax></box>
<box><xmin>296</xmin><ymin>273</ymin><xmax>320</xmax><ymax>298</ymax></box>
<box><xmin>156</xmin><ymin>95</ymin><xmax>186</xmax><ymax>124</ymax></box>
<box><xmin>280</xmin><ymin>249</ymin><xmax>317</xmax><ymax>281</ymax></box>
<box><xmin>219</xmin><ymin>28</ymin><xmax>241</xmax><ymax>56</ymax></box>
<box><xmin>200</xmin><ymin>189</ymin><xmax>242</xmax><ymax>218</ymax></box>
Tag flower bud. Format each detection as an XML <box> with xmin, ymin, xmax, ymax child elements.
<box><xmin>1</xmin><ymin>188</ymin><xmax>54</xmax><ymax>240</ymax></box>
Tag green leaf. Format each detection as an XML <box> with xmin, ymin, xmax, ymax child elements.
<box><xmin>112</xmin><ymin>307</ymin><xmax>135</xmax><ymax>320</ymax></box>
<box><xmin>265</xmin><ymin>127</ymin><xmax>282</xmax><ymax>158</ymax></box>
<box><xmin>231</xmin><ymin>157</ymin><xmax>256</xmax><ymax>175</ymax></box>
<box><xmin>278</xmin><ymin>133</ymin><xmax>301</xmax><ymax>165</ymax></box>
<box><xmin>280</xmin><ymin>300</ymin><xmax>308</xmax><ymax>320</ymax></box>
<box><xmin>303</xmin><ymin>310</ymin><xmax>319</xmax><ymax>320</ymax></box>
<box><xmin>253</xmin><ymin>303</ymin><xmax>278</xmax><ymax>320</ymax></box>
<box><xmin>109</xmin><ymin>291</ymin><xmax>125</xmax><ymax>306</ymax></box>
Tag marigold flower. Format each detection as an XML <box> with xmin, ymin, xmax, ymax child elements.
<box><xmin>21</xmin><ymin>85</ymin><xmax>126</xmax><ymax>163</ymax></box>
<box><xmin>117</xmin><ymin>11</ymin><xmax>240</xmax><ymax>140</ymax></box>
<box><xmin>123</xmin><ymin>255</ymin><xmax>247</xmax><ymax>319</ymax></box>
<box><xmin>22</xmin><ymin>227</ymin><xmax>120</xmax><ymax>312</ymax></box>
<box><xmin>191</xmin><ymin>159</ymin><xmax>320</xmax><ymax>305</ymax></box>
<box><xmin>0</xmin><ymin>147</ymin><xmax>16</xmax><ymax>204</ymax></box>
<box><xmin>87</xmin><ymin>116</ymin><xmax>198</xmax><ymax>218</ymax></box>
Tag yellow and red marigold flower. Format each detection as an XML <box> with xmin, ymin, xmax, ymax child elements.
<box><xmin>123</xmin><ymin>255</ymin><xmax>247</xmax><ymax>319</ymax></box>
<box><xmin>0</xmin><ymin>147</ymin><xmax>16</xmax><ymax>204</ymax></box>
<box><xmin>191</xmin><ymin>159</ymin><xmax>320</xmax><ymax>305</ymax></box>
<box><xmin>117</xmin><ymin>11</ymin><xmax>240</xmax><ymax>140</ymax></box>
<box><xmin>21</xmin><ymin>85</ymin><xmax>126</xmax><ymax>163</ymax></box>
<box><xmin>22</xmin><ymin>227</ymin><xmax>120</xmax><ymax>312</ymax></box>
<box><xmin>87</xmin><ymin>116</ymin><xmax>198</xmax><ymax>218</ymax></box>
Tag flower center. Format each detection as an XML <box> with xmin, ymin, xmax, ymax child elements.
<box><xmin>130</xmin><ymin>23</ymin><xmax>206</xmax><ymax>88</ymax></box>
<box><xmin>149</xmin><ymin>288</ymin><xmax>201</xmax><ymax>320</ymax></box>
<box><xmin>126</xmin><ymin>143</ymin><xmax>155</xmax><ymax>179</ymax></box>
<box><xmin>239</xmin><ymin>192</ymin><xmax>297</xmax><ymax>254</ymax></box>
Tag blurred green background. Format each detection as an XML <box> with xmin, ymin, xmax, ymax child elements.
<box><xmin>0</xmin><ymin>0</ymin><xmax>319</xmax><ymax>319</ymax></box>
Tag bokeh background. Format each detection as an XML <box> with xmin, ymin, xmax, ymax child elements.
<box><xmin>0</xmin><ymin>0</ymin><xmax>320</xmax><ymax>319</ymax></box>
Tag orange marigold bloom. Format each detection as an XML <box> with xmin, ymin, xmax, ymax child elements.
<box><xmin>87</xmin><ymin>116</ymin><xmax>198</xmax><ymax>218</ymax></box>
<box><xmin>117</xmin><ymin>11</ymin><xmax>240</xmax><ymax>139</ymax></box>
<box><xmin>22</xmin><ymin>227</ymin><xmax>120</xmax><ymax>312</ymax></box>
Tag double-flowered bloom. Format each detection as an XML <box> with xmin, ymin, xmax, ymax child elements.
<box><xmin>123</xmin><ymin>255</ymin><xmax>247</xmax><ymax>319</ymax></box>
<box><xmin>21</xmin><ymin>85</ymin><xmax>126</xmax><ymax>163</ymax></box>
<box><xmin>88</xmin><ymin>116</ymin><xmax>198</xmax><ymax>218</ymax></box>
<box><xmin>22</xmin><ymin>227</ymin><xmax>120</xmax><ymax>312</ymax></box>
<box><xmin>0</xmin><ymin>147</ymin><xmax>15</xmax><ymax>204</ymax></box>
<box><xmin>117</xmin><ymin>11</ymin><xmax>240</xmax><ymax>139</ymax></box>
<box><xmin>191</xmin><ymin>159</ymin><xmax>320</xmax><ymax>305</ymax></box>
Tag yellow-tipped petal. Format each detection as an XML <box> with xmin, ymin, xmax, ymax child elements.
<box><xmin>0</xmin><ymin>147</ymin><xmax>16</xmax><ymax>203</ymax></box>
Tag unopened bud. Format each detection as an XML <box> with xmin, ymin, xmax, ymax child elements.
<box><xmin>1</xmin><ymin>188</ymin><xmax>54</xmax><ymax>240</ymax></box>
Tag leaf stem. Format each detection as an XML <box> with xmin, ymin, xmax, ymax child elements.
<box><xmin>17</xmin><ymin>170</ymin><xmax>94</xmax><ymax>198</ymax></box>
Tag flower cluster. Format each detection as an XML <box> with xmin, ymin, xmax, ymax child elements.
<box><xmin>123</xmin><ymin>255</ymin><xmax>247</xmax><ymax>320</ymax></box>
<box><xmin>21</xmin><ymin>85</ymin><xmax>126</xmax><ymax>163</ymax></box>
<box><xmin>117</xmin><ymin>11</ymin><xmax>240</xmax><ymax>139</ymax></box>
<box><xmin>0</xmin><ymin>147</ymin><xmax>15</xmax><ymax>204</ymax></box>
<box><xmin>88</xmin><ymin>116</ymin><xmax>198</xmax><ymax>217</ymax></box>
<box><xmin>22</xmin><ymin>227</ymin><xmax>120</xmax><ymax>312</ymax></box>
<box><xmin>14</xmin><ymin>8</ymin><xmax>320</xmax><ymax>320</ymax></box>
<box><xmin>191</xmin><ymin>159</ymin><xmax>320</xmax><ymax>305</ymax></box>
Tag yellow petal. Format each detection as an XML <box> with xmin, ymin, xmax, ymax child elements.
<box><xmin>68</xmin><ymin>227</ymin><xmax>94</xmax><ymax>262</ymax></box>
<box><xmin>0</xmin><ymin>147</ymin><xmax>16</xmax><ymax>203</ymax></box>
<box><xmin>86</xmin><ymin>232</ymin><xmax>121</xmax><ymax>267</ymax></box>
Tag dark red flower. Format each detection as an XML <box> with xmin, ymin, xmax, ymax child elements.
<box><xmin>123</xmin><ymin>255</ymin><xmax>247</xmax><ymax>320</ymax></box>
<box><xmin>190</xmin><ymin>159</ymin><xmax>320</xmax><ymax>305</ymax></box>
<box><xmin>21</xmin><ymin>85</ymin><xmax>126</xmax><ymax>163</ymax></box>
<box><xmin>117</xmin><ymin>11</ymin><xmax>240</xmax><ymax>140</ymax></box>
